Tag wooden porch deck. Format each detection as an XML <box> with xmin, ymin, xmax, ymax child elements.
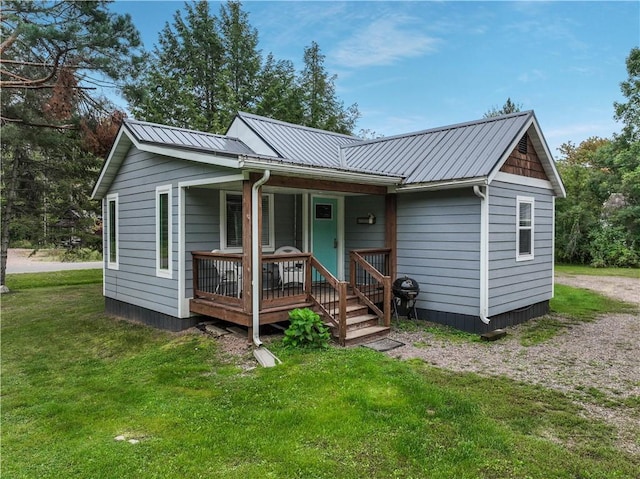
<box><xmin>190</xmin><ymin>249</ymin><xmax>393</xmax><ymax>346</ymax></box>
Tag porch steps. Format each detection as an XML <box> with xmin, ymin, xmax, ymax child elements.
<box><xmin>345</xmin><ymin>313</ymin><xmax>379</xmax><ymax>329</ymax></box>
<box><xmin>323</xmin><ymin>295</ymin><xmax>390</xmax><ymax>346</ymax></box>
<box><xmin>327</xmin><ymin>302</ymin><xmax>370</xmax><ymax>318</ymax></box>
<box><xmin>344</xmin><ymin>325</ymin><xmax>390</xmax><ymax>346</ymax></box>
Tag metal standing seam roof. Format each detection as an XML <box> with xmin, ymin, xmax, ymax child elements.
<box><xmin>124</xmin><ymin>119</ymin><xmax>255</xmax><ymax>156</ymax></box>
<box><xmin>341</xmin><ymin>111</ymin><xmax>533</xmax><ymax>185</ymax></box>
<box><xmin>235</xmin><ymin>111</ymin><xmax>362</xmax><ymax>168</ymax></box>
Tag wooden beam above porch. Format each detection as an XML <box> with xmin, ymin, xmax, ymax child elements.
<box><xmin>251</xmin><ymin>173</ymin><xmax>388</xmax><ymax>196</ymax></box>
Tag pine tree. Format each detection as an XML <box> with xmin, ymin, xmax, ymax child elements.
<box><xmin>124</xmin><ymin>1</ymin><xmax>226</xmax><ymax>132</ymax></box>
<box><xmin>299</xmin><ymin>41</ymin><xmax>359</xmax><ymax>134</ymax></box>
<box><xmin>219</xmin><ymin>0</ymin><xmax>262</xmax><ymax>118</ymax></box>
<box><xmin>0</xmin><ymin>0</ymin><xmax>142</xmax><ymax>291</ymax></box>
<box><xmin>255</xmin><ymin>54</ymin><xmax>304</xmax><ymax>123</ymax></box>
<box><xmin>483</xmin><ymin>98</ymin><xmax>523</xmax><ymax>118</ymax></box>
<box><xmin>124</xmin><ymin>2</ymin><xmax>360</xmax><ymax>135</ymax></box>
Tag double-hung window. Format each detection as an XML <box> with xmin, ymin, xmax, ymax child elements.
<box><xmin>106</xmin><ymin>193</ymin><xmax>119</xmax><ymax>270</ymax></box>
<box><xmin>516</xmin><ymin>196</ymin><xmax>534</xmax><ymax>261</ymax></box>
<box><xmin>221</xmin><ymin>191</ymin><xmax>274</xmax><ymax>252</ymax></box>
<box><xmin>156</xmin><ymin>185</ymin><xmax>172</xmax><ymax>278</ymax></box>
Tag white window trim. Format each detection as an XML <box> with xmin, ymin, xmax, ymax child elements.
<box><xmin>156</xmin><ymin>185</ymin><xmax>173</xmax><ymax>278</ymax></box>
<box><xmin>220</xmin><ymin>190</ymin><xmax>275</xmax><ymax>253</ymax></box>
<box><xmin>106</xmin><ymin>193</ymin><xmax>119</xmax><ymax>270</ymax></box>
<box><xmin>516</xmin><ymin>195</ymin><xmax>535</xmax><ymax>262</ymax></box>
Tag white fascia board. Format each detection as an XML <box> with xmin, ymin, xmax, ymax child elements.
<box><xmin>130</xmin><ymin>135</ymin><xmax>240</xmax><ymax>169</ymax></box>
<box><xmin>492</xmin><ymin>172</ymin><xmax>554</xmax><ymax>191</ymax></box>
<box><xmin>529</xmin><ymin>119</ymin><xmax>567</xmax><ymax>198</ymax></box>
<box><xmin>91</xmin><ymin>127</ymin><xmax>131</xmax><ymax>199</ymax></box>
<box><xmin>396</xmin><ymin>177</ymin><xmax>487</xmax><ymax>193</ymax></box>
<box><xmin>238</xmin><ymin>156</ymin><xmax>402</xmax><ymax>186</ymax></box>
<box><xmin>178</xmin><ymin>174</ymin><xmax>248</xmax><ymax>189</ymax></box>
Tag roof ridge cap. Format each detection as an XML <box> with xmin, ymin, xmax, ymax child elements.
<box><xmin>237</xmin><ymin>111</ymin><xmax>360</xmax><ymax>140</ymax></box>
<box><xmin>343</xmin><ymin>110</ymin><xmax>534</xmax><ymax>149</ymax></box>
<box><xmin>124</xmin><ymin>118</ymin><xmax>233</xmax><ymax>140</ymax></box>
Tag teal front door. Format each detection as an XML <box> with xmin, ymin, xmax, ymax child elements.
<box><xmin>312</xmin><ymin>196</ymin><xmax>339</xmax><ymax>277</ymax></box>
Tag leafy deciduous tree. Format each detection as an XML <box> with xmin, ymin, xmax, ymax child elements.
<box><xmin>614</xmin><ymin>47</ymin><xmax>640</xmax><ymax>143</ymax></box>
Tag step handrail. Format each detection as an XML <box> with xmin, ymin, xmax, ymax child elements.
<box><xmin>349</xmin><ymin>250</ymin><xmax>392</xmax><ymax>328</ymax></box>
<box><xmin>309</xmin><ymin>256</ymin><xmax>347</xmax><ymax>345</ymax></box>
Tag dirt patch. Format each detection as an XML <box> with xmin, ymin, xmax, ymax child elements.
<box><xmin>8</xmin><ymin>248</ymin><xmax>57</xmax><ymax>263</ymax></box>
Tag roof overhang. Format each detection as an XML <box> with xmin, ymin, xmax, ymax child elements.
<box><xmin>91</xmin><ymin>125</ymin><xmax>242</xmax><ymax>200</ymax></box>
<box><xmin>238</xmin><ymin>155</ymin><xmax>403</xmax><ymax>187</ymax></box>
<box><xmin>395</xmin><ymin>177</ymin><xmax>488</xmax><ymax>193</ymax></box>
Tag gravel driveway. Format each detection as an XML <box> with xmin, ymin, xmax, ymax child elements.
<box><xmin>386</xmin><ymin>273</ymin><xmax>640</xmax><ymax>455</ymax></box>
<box><xmin>5</xmin><ymin>248</ymin><xmax>102</xmax><ymax>274</ymax></box>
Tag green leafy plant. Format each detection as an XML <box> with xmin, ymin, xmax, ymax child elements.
<box><xmin>282</xmin><ymin>308</ymin><xmax>331</xmax><ymax>349</ymax></box>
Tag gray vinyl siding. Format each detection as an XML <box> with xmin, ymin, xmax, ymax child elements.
<box><xmin>184</xmin><ymin>188</ymin><xmax>219</xmax><ymax>297</ymax></box>
<box><xmin>344</xmin><ymin>195</ymin><xmax>386</xmax><ymax>276</ymax></box>
<box><xmin>104</xmin><ymin>146</ymin><xmax>238</xmax><ymax>317</ymax></box>
<box><xmin>397</xmin><ymin>190</ymin><xmax>481</xmax><ymax>316</ymax></box>
<box><xmin>488</xmin><ymin>180</ymin><xmax>554</xmax><ymax>316</ymax></box>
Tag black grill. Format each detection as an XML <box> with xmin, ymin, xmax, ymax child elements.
<box><xmin>392</xmin><ymin>276</ymin><xmax>420</xmax><ymax>319</ymax></box>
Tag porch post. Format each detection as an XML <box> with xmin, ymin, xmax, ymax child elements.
<box><xmin>242</xmin><ymin>180</ymin><xmax>253</xmax><ymax>316</ymax></box>
<box><xmin>385</xmin><ymin>193</ymin><xmax>397</xmax><ymax>281</ymax></box>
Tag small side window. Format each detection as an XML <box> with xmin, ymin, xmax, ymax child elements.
<box><xmin>107</xmin><ymin>193</ymin><xmax>119</xmax><ymax>270</ymax></box>
<box><xmin>516</xmin><ymin>196</ymin><xmax>534</xmax><ymax>261</ymax></box>
<box><xmin>156</xmin><ymin>185</ymin><xmax>172</xmax><ymax>278</ymax></box>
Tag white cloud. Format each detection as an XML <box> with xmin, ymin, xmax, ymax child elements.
<box><xmin>332</xmin><ymin>15</ymin><xmax>439</xmax><ymax>69</ymax></box>
<box><xmin>518</xmin><ymin>69</ymin><xmax>547</xmax><ymax>83</ymax></box>
<box><xmin>545</xmin><ymin>119</ymin><xmax>619</xmax><ymax>154</ymax></box>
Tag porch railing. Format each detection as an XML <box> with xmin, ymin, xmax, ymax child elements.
<box><xmin>261</xmin><ymin>252</ymin><xmax>312</xmax><ymax>306</ymax></box>
<box><xmin>192</xmin><ymin>251</ymin><xmax>243</xmax><ymax>306</ymax></box>
<box><xmin>349</xmin><ymin>248</ymin><xmax>392</xmax><ymax>328</ymax></box>
<box><xmin>309</xmin><ymin>257</ymin><xmax>347</xmax><ymax>344</ymax></box>
<box><xmin>192</xmin><ymin>248</ymin><xmax>392</xmax><ymax>346</ymax></box>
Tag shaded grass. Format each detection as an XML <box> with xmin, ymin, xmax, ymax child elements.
<box><xmin>556</xmin><ymin>264</ymin><xmax>640</xmax><ymax>278</ymax></box>
<box><xmin>2</xmin><ymin>281</ymin><xmax>638</xmax><ymax>478</ymax></box>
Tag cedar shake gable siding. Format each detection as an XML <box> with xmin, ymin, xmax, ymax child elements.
<box><xmin>499</xmin><ymin>133</ymin><xmax>550</xmax><ymax>181</ymax></box>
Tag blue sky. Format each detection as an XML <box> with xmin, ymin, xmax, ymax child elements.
<box><xmin>109</xmin><ymin>1</ymin><xmax>639</xmax><ymax>156</ymax></box>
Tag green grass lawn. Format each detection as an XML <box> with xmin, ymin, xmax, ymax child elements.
<box><xmin>2</xmin><ymin>271</ymin><xmax>638</xmax><ymax>478</ymax></box>
<box><xmin>556</xmin><ymin>263</ymin><xmax>640</xmax><ymax>278</ymax></box>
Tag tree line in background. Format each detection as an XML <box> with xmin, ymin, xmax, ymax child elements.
<box><xmin>123</xmin><ymin>0</ymin><xmax>359</xmax><ymax>134</ymax></box>
<box><xmin>1</xmin><ymin>1</ymin><xmax>638</xmax><ymax>292</ymax></box>
<box><xmin>554</xmin><ymin>47</ymin><xmax>639</xmax><ymax>267</ymax></box>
